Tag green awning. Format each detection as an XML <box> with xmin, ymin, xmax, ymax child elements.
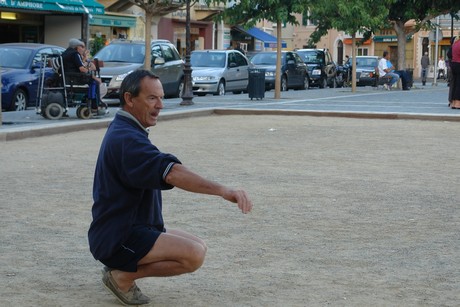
<box><xmin>373</xmin><ymin>35</ymin><xmax>412</xmax><ymax>43</ymax></box>
<box><xmin>0</xmin><ymin>0</ymin><xmax>104</xmax><ymax>15</ymax></box>
<box><xmin>90</xmin><ymin>14</ymin><xmax>136</xmax><ymax>27</ymax></box>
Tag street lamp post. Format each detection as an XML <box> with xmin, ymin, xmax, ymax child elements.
<box><xmin>180</xmin><ymin>0</ymin><xmax>194</xmax><ymax>105</ymax></box>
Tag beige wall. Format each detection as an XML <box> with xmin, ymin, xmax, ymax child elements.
<box><xmin>44</xmin><ymin>15</ymin><xmax>82</xmax><ymax>48</ymax></box>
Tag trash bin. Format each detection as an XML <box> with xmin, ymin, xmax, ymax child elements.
<box><xmin>248</xmin><ymin>68</ymin><xmax>265</xmax><ymax>100</ymax></box>
<box><xmin>405</xmin><ymin>68</ymin><xmax>414</xmax><ymax>88</ymax></box>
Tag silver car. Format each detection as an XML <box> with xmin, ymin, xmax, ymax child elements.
<box><xmin>94</xmin><ymin>39</ymin><xmax>184</xmax><ymax>99</ymax></box>
<box><xmin>191</xmin><ymin>50</ymin><xmax>250</xmax><ymax>96</ymax></box>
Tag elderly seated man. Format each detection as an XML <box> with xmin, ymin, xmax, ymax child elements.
<box><xmin>378</xmin><ymin>51</ymin><xmax>400</xmax><ymax>90</ymax></box>
<box><xmin>62</xmin><ymin>38</ymin><xmax>104</xmax><ymax>113</ymax></box>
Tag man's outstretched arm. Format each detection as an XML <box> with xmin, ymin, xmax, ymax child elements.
<box><xmin>165</xmin><ymin>163</ymin><xmax>253</xmax><ymax>214</ymax></box>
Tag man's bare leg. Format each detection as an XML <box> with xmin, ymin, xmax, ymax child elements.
<box><xmin>110</xmin><ymin>229</ymin><xmax>207</xmax><ymax>292</ymax></box>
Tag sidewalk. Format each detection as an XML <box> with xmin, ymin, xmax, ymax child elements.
<box><xmin>1</xmin><ymin>80</ymin><xmax>458</xmax><ymax>141</ymax></box>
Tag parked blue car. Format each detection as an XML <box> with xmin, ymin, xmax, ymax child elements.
<box><xmin>1</xmin><ymin>43</ymin><xmax>65</xmax><ymax>111</ymax></box>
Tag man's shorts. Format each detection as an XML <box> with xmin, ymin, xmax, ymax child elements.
<box><xmin>100</xmin><ymin>225</ymin><xmax>165</xmax><ymax>272</ymax></box>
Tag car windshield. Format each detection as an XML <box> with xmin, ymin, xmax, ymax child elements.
<box><xmin>250</xmin><ymin>53</ymin><xmax>278</xmax><ymax>65</ymax></box>
<box><xmin>191</xmin><ymin>52</ymin><xmax>226</xmax><ymax>68</ymax></box>
<box><xmin>0</xmin><ymin>47</ymin><xmax>32</xmax><ymax>69</ymax></box>
<box><xmin>356</xmin><ymin>57</ymin><xmax>378</xmax><ymax>67</ymax></box>
<box><xmin>95</xmin><ymin>43</ymin><xmax>145</xmax><ymax>63</ymax></box>
<box><xmin>298</xmin><ymin>51</ymin><xmax>323</xmax><ymax>64</ymax></box>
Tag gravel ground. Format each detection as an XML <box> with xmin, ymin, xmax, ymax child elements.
<box><xmin>1</xmin><ymin>114</ymin><xmax>459</xmax><ymax>306</ymax></box>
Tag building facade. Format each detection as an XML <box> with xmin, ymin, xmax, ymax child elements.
<box><xmin>1</xmin><ymin>1</ymin><xmax>459</xmax><ymax>79</ymax></box>
<box><xmin>0</xmin><ymin>0</ymin><xmax>105</xmax><ymax>46</ymax></box>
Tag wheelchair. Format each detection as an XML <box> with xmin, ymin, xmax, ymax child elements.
<box><xmin>36</xmin><ymin>54</ymin><xmax>108</xmax><ymax>120</ymax></box>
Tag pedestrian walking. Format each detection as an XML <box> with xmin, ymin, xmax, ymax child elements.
<box><xmin>437</xmin><ymin>56</ymin><xmax>446</xmax><ymax>80</ymax></box>
<box><xmin>421</xmin><ymin>51</ymin><xmax>430</xmax><ymax>86</ymax></box>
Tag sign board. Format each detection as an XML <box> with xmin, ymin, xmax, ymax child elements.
<box><xmin>429</xmin><ymin>29</ymin><xmax>443</xmax><ymax>42</ymax></box>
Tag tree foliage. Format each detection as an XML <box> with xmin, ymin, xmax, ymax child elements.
<box><xmin>308</xmin><ymin>0</ymin><xmax>392</xmax><ymax>92</ymax></box>
<box><xmin>130</xmin><ymin>0</ymin><xmax>186</xmax><ymax>69</ymax></box>
<box><xmin>387</xmin><ymin>0</ymin><xmax>460</xmax><ymax>69</ymax></box>
<box><xmin>209</xmin><ymin>0</ymin><xmax>309</xmax><ymax>98</ymax></box>
<box><xmin>214</xmin><ymin>0</ymin><xmax>306</xmax><ymax>27</ymax></box>
<box><xmin>308</xmin><ymin>0</ymin><xmax>391</xmax><ymax>44</ymax></box>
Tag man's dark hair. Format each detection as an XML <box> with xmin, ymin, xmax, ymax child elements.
<box><xmin>119</xmin><ymin>69</ymin><xmax>159</xmax><ymax>106</ymax></box>
<box><xmin>383</xmin><ymin>51</ymin><xmax>389</xmax><ymax>58</ymax></box>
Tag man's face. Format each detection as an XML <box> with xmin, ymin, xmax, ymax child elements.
<box><xmin>76</xmin><ymin>44</ymin><xmax>86</xmax><ymax>56</ymax></box>
<box><xmin>124</xmin><ymin>77</ymin><xmax>165</xmax><ymax>128</ymax></box>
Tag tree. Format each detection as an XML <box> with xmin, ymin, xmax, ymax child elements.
<box><xmin>308</xmin><ymin>0</ymin><xmax>392</xmax><ymax>92</ymax></box>
<box><xmin>387</xmin><ymin>0</ymin><xmax>460</xmax><ymax>70</ymax></box>
<box><xmin>130</xmin><ymin>0</ymin><xmax>186</xmax><ymax>69</ymax></box>
<box><xmin>209</xmin><ymin>0</ymin><xmax>309</xmax><ymax>99</ymax></box>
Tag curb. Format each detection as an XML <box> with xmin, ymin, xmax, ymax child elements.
<box><xmin>213</xmin><ymin>108</ymin><xmax>460</xmax><ymax>122</ymax></box>
<box><xmin>0</xmin><ymin>109</ymin><xmax>214</xmax><ymax>142</ymax></box>
<box><xmin>1</xmin><ymin>107</ymin><xmax>459</xmax><ymax>142</ymax></box>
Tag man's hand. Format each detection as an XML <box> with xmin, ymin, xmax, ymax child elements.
<box><xmin>222</xmin><ymin>189</ymin><xmax>253</xmax><ymax>214</ymax></box>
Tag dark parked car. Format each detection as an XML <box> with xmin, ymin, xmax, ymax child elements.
<box><xmin>348</xmin><ymin>56</ymin><xmax>379</xmax><ymax>87</ymax></box>
<box><xmin>190</xmin><ymin>49</ymin><xmax>250</xmax><ymax>96</ymax></box>
<box><xmin>0</xmin><ymin>43</ymin><xmax>65</xmax><ymax>111</ymax></box>
<box><xmin>249</xmin><ymin>51</ymin><xmax>309</xmax><ymax>91</ymax></box>
<box><xmin>94</xmin><ymin>39</ymin><xmax>184</xmax><ymax>99</ymax></box>
<box><xmin>295</xmin><ymin>48</ymin><xmax>338</xmax><ymax>88</ymax></box>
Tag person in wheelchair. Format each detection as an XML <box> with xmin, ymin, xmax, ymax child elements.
<box><xmin>62</xmin><ymin>38</ymin><xmax>105</xmax><ymax>113</ymax></box>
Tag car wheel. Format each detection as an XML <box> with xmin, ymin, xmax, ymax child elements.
<box><xmin>214</xmin><ymin>80</ymin><xmax>225</xmax><ymax>96</ymax></box>
<box><xmin>174</xmin><ymin>79</ymin><xmax>184</xmax><ymax>98</ymax></box>
<box><xmin>319</xmin><ymin>77</ymin><xmax>327</xmax><ymax>89</ymax></box>
<box><xmin>11</xmin><ymin>89</ymin><xmax>28</xmax><ymax>111</ymax></box>
<box><xmin>281</xmin><ymin>75</ymin><xmax>288</xmax><ymax>91</ymax></box>
<box><xmin>302</xmin><ymin>75</ymin><xmax>310</xmax><ymax>90</ymax></box>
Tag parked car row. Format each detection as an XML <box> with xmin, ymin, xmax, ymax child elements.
<box><xmin>1</xmin><ymin>39</ymin><xmax>383</xmax><ymax>112</ymax></box>
<box><xmin>249</xmin><ymin>51</ymin><xmax>309</xmax><ymax>91</ymax></box>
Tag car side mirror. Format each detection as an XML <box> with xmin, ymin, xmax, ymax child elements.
<box><xmin>152</xmin><ymin>57</ymin><xmax>165</xmax><ymax>66</ymax></box>
<box><xmin>229</xmin><ymin>62</ymin><xmax>237</xmax><ymax>68</ymax></box>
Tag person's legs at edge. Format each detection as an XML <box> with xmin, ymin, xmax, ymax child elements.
<box><xmin>109</xmin><ymin>229</ymin><xmax>207</xmax><ymax>292</ymax></box>
<box><xmin>387</xmin><ymin>72</ymin><xmax>400</xmax><ymax>88</ymax></box>
<box><xmin>450</xmin><ymin>62</ymin><xmax>460</xmax><ymax>108</ymax></box>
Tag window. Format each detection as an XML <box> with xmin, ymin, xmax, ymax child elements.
<box><xmin>292</xmin><ymin>53</ymin><xmax>303</xmax><ymax>64</ymax></box>
<box><xmin>357</xmin><ymin>48</ymin><xmax>369</xmax><ymax>56</ymax></box>
<box><xmin>302</xmin><ymin>11</ymin><xmax>316</xmax><ymax>26</ymax></box>
<box><xmin>234</xmin><ymin>52</ymin><xmax>248</xmax><ymax>66</ymax></box>
<box><xmin>228</xmin><ymin>52</ymin><xmax>236</xmax><ymax>66</ymax></box>
<box><xmin>161</xmin><ymin>45</ymin><xmax>175</xmax><ymax>62</ymax></box>
<box><xmin>151</xmin><ymin>45</ymin><xmax>162</xmax><ymax>60</ymax></box>
<box><xmin>302</xmin><ymin>14</ymin><xmax>308</xmax><ymax>26</ymax></box>
<box><xmin>35</xmin><ymin>48</ymin><xmax>53</xmax><ymax>64</ymax></box>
